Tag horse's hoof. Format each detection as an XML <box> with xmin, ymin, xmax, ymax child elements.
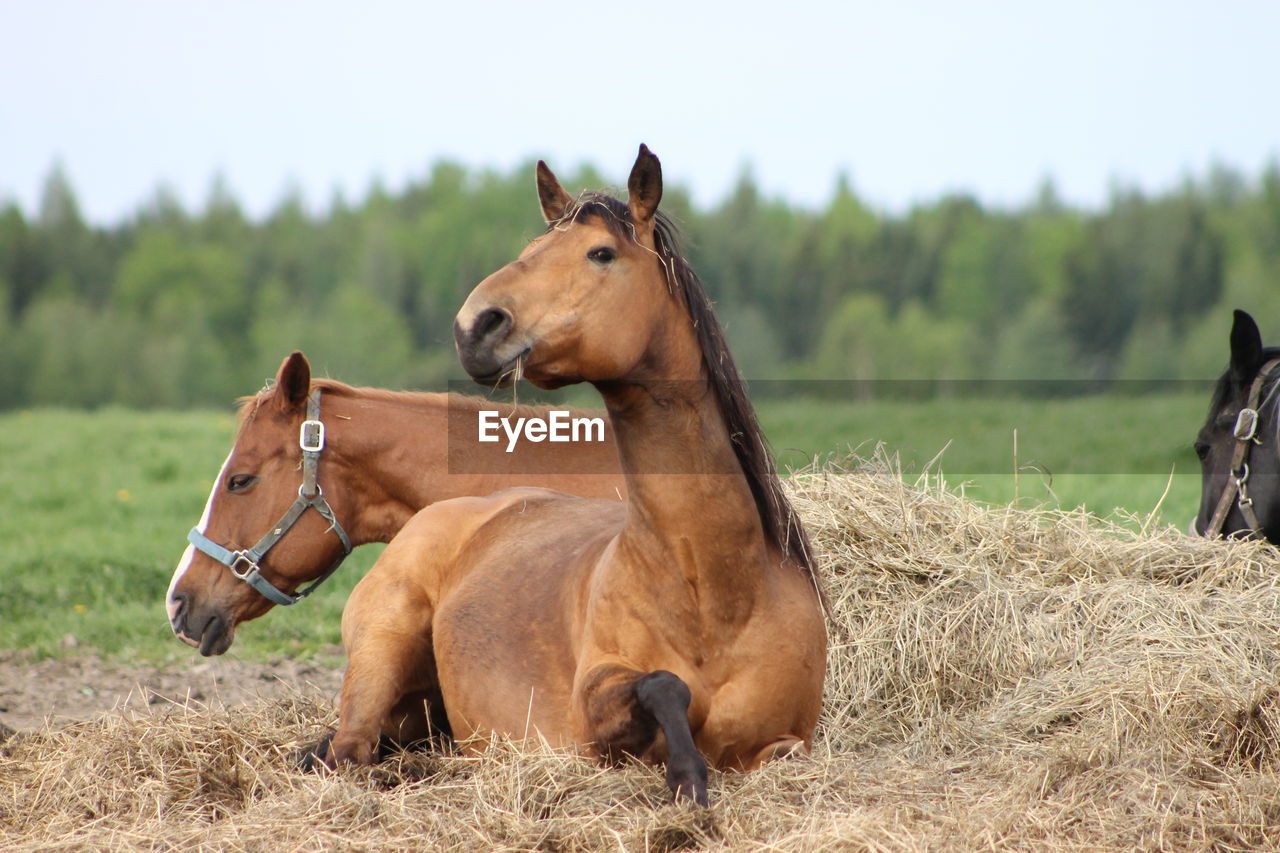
<box><xmin>666</xmin><ymin>751</ymin><xmax>709</xmax><ymax>807</ymax></box>
<box><xmin>295</xmin><ymin>732</ymin><xmax>335</xmax><ymax>773</ymax></box>
<box><xmin>328</xmin><ymin>733</ymin><xmax>380</xmax><ymax>766</ymax></box>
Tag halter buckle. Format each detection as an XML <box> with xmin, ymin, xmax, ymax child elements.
<box><xmin>229</xmin><ymin>551</ymin><xmax>261</xmax><ymax>580</ymax></box>
<box><xmin>300</xmin><ymin>419</ymin><xmax>325</xmax><ymax>453</ymax></box>
<box><xmin>1233</xmin><ymin>462</ymin><xmax>1251</xmax><ymax>486</ymax></box>
<box><xmin>1234</xmin><ymin>408</ymin><xmax>1259</xmax><ymax>442</ymax></box>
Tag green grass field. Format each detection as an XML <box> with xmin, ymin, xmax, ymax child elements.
<box><xmin>0</xmin><ymin>392</ymin><xmax>1211</xmax><ymax>662</ymax></box>
<box><xmin>760</xmin><ymin>393</ymin><xmax>1206</xmax><ymax>522</ymax></box>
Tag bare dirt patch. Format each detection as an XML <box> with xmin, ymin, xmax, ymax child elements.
<box><xmin>0</xmin><ymin>648</ymin><xmax>344</xmax><ymax>733</ymax></box>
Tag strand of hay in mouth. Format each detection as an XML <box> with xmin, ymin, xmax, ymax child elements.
<box><xmin>5</xmin><ymin>455</ymin><xmax>1280</xmax><ymax>851</ymax></box>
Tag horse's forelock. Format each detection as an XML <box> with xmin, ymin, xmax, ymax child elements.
<box><xmin>233</xmin><ymin>389</ymin><xmax>271</xmax><ymax>434</ymax></box>
<box><xmin>233</xmin><ymin>377</ymin><xmax>300</xmax><ymax>434</ymax></box>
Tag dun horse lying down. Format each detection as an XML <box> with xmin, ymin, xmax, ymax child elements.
<box><xmin>314</xmin><ymin>146</ymin><xmax>827</xmax><ymax>805</ymax></box>
<box><xmin>165</xmin><ymin>351</ymin><xmax>624</xmax><ymax>656</ymax></box>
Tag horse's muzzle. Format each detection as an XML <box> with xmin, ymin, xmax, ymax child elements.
<box><xmin>454</xmin><ymin>308</ymin><xmax>525</xmax><ymax>385</ymax></box>
<box><xmin>169</xmin><ymin>593</ymin><xmax>235</xmax><ymax>656</ymax></box>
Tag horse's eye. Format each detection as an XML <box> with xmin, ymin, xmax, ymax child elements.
<box><xmin>587</xmin><ymin>246</ymin><xmax>616</xmax><ymax>264</ymax></box>
<box><xmin>1194</xmin><ymin>442</ymin><xmax>1211</xmax><ymax>461</ymax></box>
<box><xmin>227</xmin><ymin>473</ymin><xmax>258</xmax><ymax>493</ymax></box>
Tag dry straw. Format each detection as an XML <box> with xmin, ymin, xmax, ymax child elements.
<box><xmin>5</xmin><ymin>455</ymin><xmax>1280</xmax><ymax>851</ymax></box>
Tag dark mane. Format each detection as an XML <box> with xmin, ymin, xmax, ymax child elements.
<box><xmin>553</xmin><ymin>193</ymin><xmax>819</xmax><ymax>584</ymax></box>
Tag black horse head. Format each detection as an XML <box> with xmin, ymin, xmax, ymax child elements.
<box><xmin>1193</xmin><ymin>309</ymin><xmax>1280</xmax><ymax>542</ymax></box>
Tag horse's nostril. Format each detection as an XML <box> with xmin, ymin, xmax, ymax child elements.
<box><xmin>169</xmin><ymin>592</ymin><xmax>189</xmax><ymax>630</ymax></box>
<box><xmin>474</xmin><ymin>307</ymin><xmax>511</xmax><ymax>342</ymax></box>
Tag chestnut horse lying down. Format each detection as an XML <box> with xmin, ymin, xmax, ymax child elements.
<box><xmin>166</xmin><ymin>350</ymin><xmax>624</xmax><ymax>656</ymax></box>
<box><xmin>315</xmin><ymin>146</ymin><xmax>827</xmax><ymax>806</ymax></box>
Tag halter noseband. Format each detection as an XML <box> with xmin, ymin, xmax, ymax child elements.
<box><xmin>186</xmin><ymin>389</ymin><xmax>353</xmax><ymax>606</ymax></box>
<box><xmin>1203</xmin><ymin>358</ymin><xmax>1280</xmax><ymax>539</ymax></box>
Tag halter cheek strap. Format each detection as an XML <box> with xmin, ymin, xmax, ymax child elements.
<box><xmin>187</xmin><ymin>389</ymin><xmax>353</xmax><ymax>606</ymax></box>
<box><xmin>1204</xmin><ymin>358</ymin><xmax>1280</xmax><ymax>538</ymax></box>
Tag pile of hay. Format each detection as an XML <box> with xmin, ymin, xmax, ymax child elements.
<box><xmin>5</xmin><ymin>459</ymin><xmax>1280</xmax><ymax>851</ymax></box>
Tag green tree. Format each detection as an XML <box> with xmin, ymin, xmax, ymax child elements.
<box><xmin>114</xmin><ymin>229</ymin><xmax>249</xmax><ymax>337</ymax></box>
<box><xmin>0</xmin><ymin>277</ymin><xmax>19</xmax><ymax>405</ymax></box>
<box><xmin>989</xmin><ymin>296</ymin><xmax>1078</xmax><ymax>384</ymax></box>
<box><xmin>14</xmin><ymin>296</ymin><xmax>133</xmax><ymax>407</ymax></box>
<box><xmin>885</xmin><ymin>301</ymin><xmax>975</xmax><ymax>383</ymax></box>
<box><xmin>0</xmin><ymin>203</ymin><xmax>47</xmax><ymax>317</ymax></box>
<box><xmin>305</xmin><ymin>285</ymin><xmax>417</xmax><ymax>388</ymax></box>
<box><xmin>810</xmin><ymin>292</ymin><xmax>895</xmax><ymax>391</ymax></box>
<box><xmin>1058</xmin><ymin>216</ymin><xmax>1139</xmax><ymax>377</ymax></box>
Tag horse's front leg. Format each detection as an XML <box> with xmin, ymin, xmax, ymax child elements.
<box><xmin>300</xmin><ymin>566</ymin><xmax>440</xmax><ymax>769</ymax></box>
<box><xmin>579</xmin><ymin>664</ymin><xmax>709</xmax><ymax>806</ymax></box>
<box><xmin>326</xmin><ymin>615</ymin><xmax>439</xmax><ymax>766</ymax></box>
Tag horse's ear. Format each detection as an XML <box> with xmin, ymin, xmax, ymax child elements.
<box><xmin>275</xmin><ymin>351</ymin><xmax>311</xmax><ymax>410</ymax></box>
<box><xmin>626</xmin><ymin>143</ymin><xmax>663</xmax><ymax>226</ymax></box>
<box><xmin>536</xmin><ymin>161</ymin><xmax>573</xmax><ymax>223</ymax></box>
<box><xmin>1230</xmin><ymin>309</ymin><xmax>1264</xmax><ymax>381</ymax></box>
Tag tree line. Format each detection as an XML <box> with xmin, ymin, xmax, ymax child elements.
<box><xmin>2</xmin><ymin>158</ymin><xmax>1278</xmax><ymax>409</ymax></box>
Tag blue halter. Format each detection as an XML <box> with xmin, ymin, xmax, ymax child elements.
<box><xmin>187</xmin><ymin>389</ymin><xmax>353</xmax><ymax>606</ymax></box>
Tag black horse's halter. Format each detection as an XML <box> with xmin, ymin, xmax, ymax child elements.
<box><xmin>186</xmin><ymin>389</ymin><xmax>353</xmax><ymax>606</ymax></box>
<box><xmin>1203</xmin><ymin>358</ymin><xmax>1280</xmax><ymax>539</ymax></box>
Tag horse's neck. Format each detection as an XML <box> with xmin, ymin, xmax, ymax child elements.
<box><xmin>599</xmin><ymin>316</ymin><xmax>770</xmax><ymax>616</ymax></box>
<box><xmin>325</xmin><ymin>390</ymin><xmax>623</xmax><ymax>545</ymax></box>
<box><xmin>324</xmin><ymin>391</ymin><xmax>454</xmax><ymax>544</ymax></box>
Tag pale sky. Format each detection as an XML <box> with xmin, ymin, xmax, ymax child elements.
<box><xmin>2</xmin><ymin>0</ymin><xmax>1277</xmax><ymax>223</ymax></box>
